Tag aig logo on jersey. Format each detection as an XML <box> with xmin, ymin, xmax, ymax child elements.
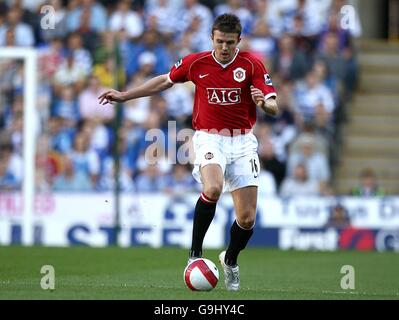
<box><xmin>233</xmin><ymin>67</ymin><xmax>246</xmax><ymax>82</ymax></box>
<box><xmin>207</xmin><ymin>88</ymin><xmax>241</xmax><ymax>105</ymax></box>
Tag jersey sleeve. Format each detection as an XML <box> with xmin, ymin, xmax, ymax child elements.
<box><xmin>168</xmin><ymin>53</ymin><xmax>197</xmax><ymax>84</ymax></box>
<box><xmin>252</xmin><ymin>57</ymin><xmax>277</xmax><ymax>100</ymax></box>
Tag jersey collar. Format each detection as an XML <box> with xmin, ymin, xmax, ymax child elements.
<box><xmin>211</xmin><ymin>48</ymin><xmax>239</xmax><ymax>68</ymax></box>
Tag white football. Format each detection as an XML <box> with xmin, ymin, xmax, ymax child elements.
<box><xmin>184</xmin><ymin>258</ymin><xmax>219</xmax><ymax>291</ymax></box>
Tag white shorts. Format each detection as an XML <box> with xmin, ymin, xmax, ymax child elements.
<box><xmin>192</xmin><ymin>130</ymin><xmax>260</xmax><ymax>193</ymax></box>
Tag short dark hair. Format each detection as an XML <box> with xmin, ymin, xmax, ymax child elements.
<box><xmin>212</xmin><ymin>14</ymin><xmax>242</xmax><ymax>36</ymax></box>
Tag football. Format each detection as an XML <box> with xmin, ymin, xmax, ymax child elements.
<box><xmin>184</xmin><ymin>258</ymin><xmax>219</xmax><ymax>291</ymax></box>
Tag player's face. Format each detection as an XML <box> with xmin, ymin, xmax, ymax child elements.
<box><xmin>212</xmin><ymin>30</ymin><xmax>240</xmax><ymax>64</ymax></box>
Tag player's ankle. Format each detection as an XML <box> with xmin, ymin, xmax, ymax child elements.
<box><xmin>189</xmin><ymin>250</ymin><xmax>202</xmax><ymax>258</ymax></box>
<box><xmin>224</xmin><ymin>255</ymin><xmax>238</xmax><ymax>267</ymax></box>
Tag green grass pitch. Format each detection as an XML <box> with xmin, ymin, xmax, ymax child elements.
<box><xmin>1</xmin><ymin>246</ymin><xmax>398</xmax><ymax>300</ymax></box>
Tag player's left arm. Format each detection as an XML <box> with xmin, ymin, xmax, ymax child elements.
<box><xmin>250</xmin><ymin>85</ymin><xmax>278</xmax><ymax>117</ymax></box>
<box><xmin>250</xmin><ymin>57</ymin><xmax>278</xmax><ymax>117</ymax></box>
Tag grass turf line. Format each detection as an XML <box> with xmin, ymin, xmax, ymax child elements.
<box><xmin>1</xmin><ymin>246</ymin><xmax>398</xmax><ymax>300</ymax></box>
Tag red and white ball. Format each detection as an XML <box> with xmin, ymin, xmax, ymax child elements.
<box><xmin>184</xmin><ymin>258</ymin><xmax>219</xmax><ymax>291</ymax></box>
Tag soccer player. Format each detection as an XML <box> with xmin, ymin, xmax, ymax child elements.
<box><xmin>98</xmin><ymin>14</ymin><xmax>278</xmax><ymax>291</ymax></box>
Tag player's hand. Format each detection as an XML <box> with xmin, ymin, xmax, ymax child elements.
<box><xmin>250</xmin><ymin>85</ymin><xmax>265</xmax><ymax>108</ymax></box>
<box><xmin>98</xmin><ymin>89</ymin><xmax>125</xmax><ymax>105</ymax></box>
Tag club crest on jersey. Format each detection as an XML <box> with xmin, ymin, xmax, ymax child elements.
<box><xmin>264</xmin><ymin>74</ymin><xmax>273</xmax><ymax>86</ymax></box>
<box><xmin>233</xmin><ymin>67</ymin><xmax>246</xmax><ymax>82</ymax></box>
<box><xmin>205</xmin><ymin>152</ymin><xmax>214</xmax><ymax>160</ymax></box>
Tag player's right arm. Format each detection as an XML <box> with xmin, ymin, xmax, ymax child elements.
<box><xmin>98</xmin><ymin>74</ymin><xmax>173</xmax><ymax>105</ymax></box>
<box><xmin>98</xmin><ymin>53</ymin><xmax>198</xmax><ymax>105</ymax></box>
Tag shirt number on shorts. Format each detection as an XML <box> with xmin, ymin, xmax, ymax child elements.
<box><xmin>250</xmin><ymin>158</ymin><xmax>259</xmax><ymax>178</ymax></box>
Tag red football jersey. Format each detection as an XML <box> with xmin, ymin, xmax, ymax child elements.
<box><xmin>168</xmin><ymin>49</ymin><xmax>277</xmax><ymax>134</ymax></box>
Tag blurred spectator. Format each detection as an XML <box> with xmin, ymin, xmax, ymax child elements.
<box><xmin>38</xmin><ymin>37</ymin><xmax>64</xmax><ymax>80</ymax></box>
<box><xmin>47</xmin><ymin>116</ymin><xmax>75</xmax><ymax>154</ymax></box>
<box><xmin>179</xmin><ymin>14</ymin><xmax>211</xmax><ymax>53</ymax></box>
<box><xmin>263</xmin><ymin>79</ymin><xmax>296</xmax><ymax>124</ymax></box>
<box><xmin>93</xmin><ymin>31</ymin><xmax>117</xmax><ymax>65</ymax></box>
<box><xmin>247</xmin><ymin>19</ymin><xmax>275</xmax><ymax>61</ymax></box>
<box><xmin>98</xmin><ymin>135</ymin><xmax>135</xmax><ymax>192</ymax></box>
<box><xmin>35</xmin><ymin>134</ymin><xmax>62</xmax><ymax>191</ymax></box>
<box><xmin>109</xmin><ymin>0</ymin><xmax>144</xmax><ymax>40</ymax></box>
<box><xmin>51</xmin><ymin>85</ymin><xmax>80</xmax><ymax>121</ymax></box>
<box><xmin>214</xmin><ymin>0</ymin><xmax>253</xmax><ymax>35</ymax></box>
<box><xmin>6</xmin><ymin>0</ymin><xmax>46</xmax><ymax>13</ymax></box>
<box><xmin>78</xmin><ymin>75</ymin><xmax>115</xmax><ymax>121</ymax></box>
<box><xmin>272</xmin><ymin>33</ymin><xmax>309</xmax><ymax>81</ymax></box>
<box><xmin>0</xmin><ymin>6</ymin><xmax>34</xmax><ymax>46</ymax></box>
<box><xmin>163</xmin><ymin>163</ymin><xmax>197</xmax><ymax>195</ymax></box>
<box><xmin>66</xmin><ymin>0</ymin><xmax>107</xmax><ymax>33</ymax></box>
<box><xmin>312</xmin><ymin>59</ymin><xmax>339</xmax><ymax>105</ymax></box>
<box><xmin>66</xmin><ymin>0</ymin><xmax>106</xmax><ymax>51</ymax></box>
<box><xmin>293</xmin><ymin>69</ymin><xmax>335</xmax><ymax>133</ymax></box>
<box><xmin>53</xmin><ymin>51</ymin><xmax>87</xmax><ymax>95</ymax></box>
<box><xmin>318</xmin><ymin>12</ymin><xmax>351</xmax><ymax>52</ymax></box>
<box><xmin>325</xmin><ymin>203</ymin><xmax>351</xmax><ymax>229</ymax></box>
<box><xmin>258</xmin><ymin>0</ymin><xmax>298</xmax><ymax>38</ymax></box>
<box><xmin>145</xmin><ymin>0</ymin><xmax>179</xmax><ymax>38</ymax></box>
<box><xmin>53</xmin><ymin>155</ymin><xmax>93</xmax><ymax>191</ymax></box>
<box><xmin>288</xmin><ymin>14</ymin><xmax>318</xmax><ymax>55</ymax></box>
<box><xmin>316</xmin><ymin>32</ymin><xmax>346</xmax><ymax>84</ymax></box>
<box><xmin>0</xmin><ymin>141</ymin><xmax>22</xmax><ymax>190</ymax></box>
<box><xmin>2</xmin><ymin>94</ymin><xmax>24</xmax><ymax>154</ymax></box>
<box><xmin>256</xmin><ymin>122</ymin><xmax>290</xmax><ymax>163</ymax></box>
<box><xmin>0</xmin><ymin>2</ymin><xmax>7</xmax><ymax>14</ymax></box>
<box><xmin>287</xmin><ymin>134</ymin><xmax>330</xmax><ymax>184</ymax></box>
<box><xmin>341</xmin><ymin>46</ymin><xmax>358</xmax><ymax>99</ymax></box>
<box><xmin>328</xmin><ymin>0</ymin><xmax>362</xmax><ymax>38</ymax></box>
<box><xmin>350</xmin><ymin>168</ymin><xmax>385</xmax><ymax>196</ymax></box>
<box><xmin>124</xmin><ymin>29</ymin><xmax>172</xmax><ymax>80</ymax></box>
<box><xmin>79</xmin><ymin>119</ymin><xmax>110</xmax><ymax>157</ymax></box>
<box><xmin>0</xmin><ymin>60</ymin><xmax>24</xmax><ymax>113</ymax></box>
<box><xmin>178</xmin><ymin>0</ymin><xmax>213</xmax><ymax>46</ymax></box>
<box><xmin>280</xmin><ymin>163</ymin><xmax>319</xmax><ymax>197</ymax></box>
<box><xmin>0</xmin><ymin>154</ymin><xmax>20</xmax><ymax>190</ymax></box>
<box><xmin>119</xmin><ymin>118</ymin><xmax>147</xmax><ymax>174</ymax></box>
<box><xmin>66</xmin><ymin>32</ymin><xmax>93</xmax><ymax>76</ymax></box>
<box><xmin>40</xmin><ymin>0</ymin><xmax>68</xmax><ymax>42</ymax></box>
<box><xmin>93</xmin><ymin>54</ymin><xmax>126</xmax><ymax>88</ymax></box>
<box><xmin>260</xmin><ymin>81</ymin><xmax>298</xmax><ymax>159</ymax></box>
<box><xmin>258</xmin><ymin>138</ymin><xmax>286</xmax><ymax>190</ymax></box>
<box><xmin>287</xmin><ymin>0</ymin><xmax>330</xmax><ymax>38</ymax></box>
<box><xmin>258</xmin><ymin>162</ymin><xmax>277</xmax><ymax>196</ymax></box>
<box><xmin>289</xmin><ymin>130</ymin><xmax>328</xmax><ymax>159</ymax></box>
<box><xmin>163</xmin><ymin>83</ymin><xmax>194</xmax><ymax>127</ymax></box>
<box><xmin>135</xmin><ymin>162</ymin><xmax>169</xmax><ymax>193</ymax></box>
<box><xmin>7</xmin><ymin>106</ymin><xmax>24</xmax><ymax>155</ymax></box>
<box><xmin>69</xmin><ymin>132</ymin><xmax>101</xmax><ymax>188</ymax></box>
<box><xmin>124</xmin><ymin>52</ymin><xmax>159</xmax><ymax>125</ymax></box>
<box><xmin>3</xmin><ymin>27</ymin><xmax>17</xmax><ymax>46</ymax></box>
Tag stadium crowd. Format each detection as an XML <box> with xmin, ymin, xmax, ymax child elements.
<box><xmin>0</xmin><ymin>0</ymin><xmax>363</xmax><ymax>196</ymax></box>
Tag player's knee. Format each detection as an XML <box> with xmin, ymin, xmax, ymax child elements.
<box><xmin>203</xmin><ymin>184</ymin><xmax>223</xmax><ymax>201</ymax></box>
<box><xmin>237</xmin><ymin>216</ymin><xmax>256</xmax><ymax>229</ymax></box>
